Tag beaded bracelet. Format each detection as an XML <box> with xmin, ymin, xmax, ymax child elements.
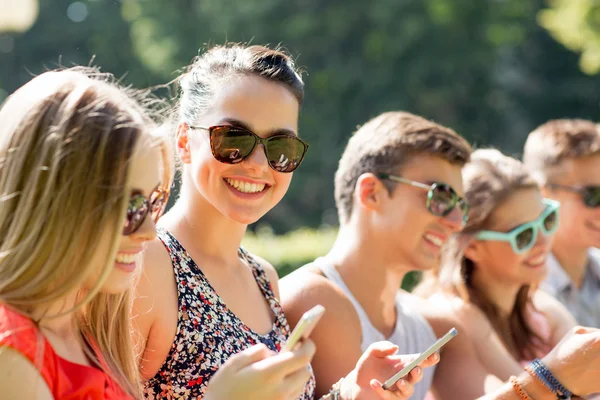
<box><xmin>524</xmin><ymin>364</ymin><xmax>555</xmax><ymax>395</ymax></box>
<box><xmin>510</xmin><ymin>376</ymin><xmax>533</xmax><ymax>400</ymax></box>
<box><xmin>530</xmin><ymin>358</ymin><xmax>573</xmax><ymax>399</ymax></box>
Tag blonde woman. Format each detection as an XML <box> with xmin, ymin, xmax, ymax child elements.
<box><xmin>0</xmin><ymin>68</ymin><xmax>173</xmax><ymax>399</ymax></box>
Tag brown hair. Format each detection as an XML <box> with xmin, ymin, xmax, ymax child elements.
<box><xmin>177</xmin><ymin>43</ymin><xmax>303</xmax><ymax>123</ymax></box>
<box><xmin>334</xmin><ymin>111</ymin><xmax>472</xmax><ymax>224</ymax></box>
<box><xmin>523</xmin><ymin>119</ymin><xmax>600</xmax><ymax>184</ymax></box>
<box><xmin>417</xmin><ymin>149</ymin><xmax>546</xmax><ymax>360</ymax></box>
<box><xmin>0</xmin><ymin>67</ymin><xmax>172</xmax><ymax>398</ymax></box>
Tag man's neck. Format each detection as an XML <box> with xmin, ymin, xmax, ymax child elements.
<box><xmin>552</xmin><ymin>238</ymin><xmax>590</xmax><ymax>289</ymax></box>
<box><xmin>323</xmin><ymin>226</ymin><xmax>411</xmax><ymax>335</ymax></box>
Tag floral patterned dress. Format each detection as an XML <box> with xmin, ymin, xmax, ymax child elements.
<box><xmin>143</xmin><ymin>229</ymin><xmax>315</xmax><ymax>399</ymax></box>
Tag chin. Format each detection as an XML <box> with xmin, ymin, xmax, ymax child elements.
<box><xmin>98</xmin><ymin>272</ymin><xmax>136</xmax><ymax>295</ymax></box>
<box><xmin>222</xmin><ymin>204</ymin><xmax>274</xmax><ymax>226</ymax></box>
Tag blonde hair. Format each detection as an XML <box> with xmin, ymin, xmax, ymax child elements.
<box><xmin>416</xmin><ymin>149</ymin><xmax>545</xmax><ymax>360</ymax></box>
<box><xmin>0</xmin><ymin>67</ymin><xmax>172</xmax><ymax>398</ymax></box>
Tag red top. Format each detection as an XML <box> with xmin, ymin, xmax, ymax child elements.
<box><xmin>0</xmin><ymin>303</ymin><xmax>134</xmax><ymax>400</ymax></box>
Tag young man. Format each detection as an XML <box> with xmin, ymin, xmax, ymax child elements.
<box><xmin>280</xmin><ymin>112</ymin><xmax>600</xmax><ymax>400</ymax></box>
<box><xmin>523</xmin><ymin>119</ymin><xmax>600</xmax><ymax>328</ymax></box>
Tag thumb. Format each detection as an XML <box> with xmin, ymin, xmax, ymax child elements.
<box><xmin>223</xmin><ymin>344</ymin><xmax>272</xmax><ymax>371</ymax></box>
<box><xmin>365</xmin><ymin>341</ymin><xmax>400</xmax><ymax>357</ymax></box>
<box><xmin>369</xmin><ymin>379</ymin><xmax>395</xmax><ymax>399</ymax></box>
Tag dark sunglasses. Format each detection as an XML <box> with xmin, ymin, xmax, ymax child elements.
<box><xmin>123</xmin><ymin>186</ymin><xmax>169</xmax><ymax>235</ymax></box>
<box><xmin>476</xmin><ymin>199</ymin><xmax>560</xmax><ymax>254</ymax></box>
<box><xmin>189</xmin><ymin>125</ymin><xmax>309</xmax><ymax>173</ymax></box>
<box><xmin>547</xmin><ymin>183</ymin><xmax>600</xmax><ymax>208</ymax></box>
<box><xmin>377</xmin><ymin>173</ymin><xmax>470</xmax><ymax>224</ymax></box>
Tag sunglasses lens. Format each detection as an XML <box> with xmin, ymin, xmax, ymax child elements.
<box><xmin>265</xmin><ymin>136</ymin><xmax>307</xmax><ymax>173</ymax></box>
<box><xmin>211</xmin><ymin>127</ymin><xmax>256</xmax><ymax>164</ymax></box>
<box><xmin>515</xmin><ymin>227</ymin><xmax>535</xmax><ymax>251</ymax></box>
<box><xmin>150</xmin><ymin>190</ymin><xmax>168</xmax><ymax>221</ymax></box>
<box><xmin>583</xmin><ymin>187</ymin><xmax>600</xmax><ymax>208</ymax></box>
<box><xmin>459</xmin><ymin>201</ymin><xmax>470</xmax><ymax>223</ymax></box>
<box><xmin>124</xmin><ymin>194</ymin><xmax>149</xmax><ymax>235</ymax></box>
<box><xmin>542</xmin><ymin>209</ymin><xmax>558</xmax><ymax>233</ymax></box>
<box><xmin>429</xmin><ymin>185</ymin><xmax>456</xmax><ymax>216</ymax></box>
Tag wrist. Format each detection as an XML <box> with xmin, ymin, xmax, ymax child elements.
<box><xmin>320</xmin><ymin>377</ymin><xmax>346</xmax><ymax>400</ymax></box>
<box><xmin>516</xmin><ymin>372</ymin><xmax>556</xmax><ymax>400</ymax></box>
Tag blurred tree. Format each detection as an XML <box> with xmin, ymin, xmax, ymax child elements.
<box><xmin>1</xmin><ymin>0</ymin><xmax>599</xmax><ymax>234</ymax></box>
<box><xmin>0</xmin><ymin>0</ymin><xmax>154</xmax><ymax>103</ymax></box>
<box><xmin>127</xmin><ymin>0</ymin><xmax>600</xmax><ymax>232</ymax></box>
<box><xmin>539</xmin><ymin>0</ymin><xmax>600</xmax><ymax>75</ymax></box>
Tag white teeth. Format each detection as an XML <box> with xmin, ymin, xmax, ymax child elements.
<box><xmin>116</xmin><ymin>253</ymin><xmax>138</xmax><ymax>264</ymax></box>
<box><xmin>527</xmin><ymin>254</ymin><xmax>547</xmax><ymax>265</ymax></box>
<box><xmin>424</xmin><ymin>234</ymin><xmax>444</xmax><ymax>247</ymax></box>
<box><xmin>225</xmin><ymin>178</ymin><xmax>266</xmax><ymax>194</ymax></box>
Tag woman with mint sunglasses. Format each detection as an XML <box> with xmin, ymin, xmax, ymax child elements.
<box><xmin>416</xmin><ymin>149</ymin><xmax>581</xmax><ymax>386</ymax></box>
<box><xmin>476</xmin><ymin>198</ymin><xmax>560</xmax><ymax>254</ymax></box>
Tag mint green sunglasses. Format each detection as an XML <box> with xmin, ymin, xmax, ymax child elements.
<box><xmin>475</xmin><ymin>199</ymin><xmax>560</xmax><ymax>254</ymax></box>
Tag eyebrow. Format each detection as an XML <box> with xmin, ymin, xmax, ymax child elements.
<box><xmin>218</xmin><ymin>117</ymin><xmax>298</xmax><ymax>137</ymax></box>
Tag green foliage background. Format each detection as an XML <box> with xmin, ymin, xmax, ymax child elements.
<box><xmin>1</xmin><ymin>0</ymin><xmax>599</xmax><ymax>280</ymax></box>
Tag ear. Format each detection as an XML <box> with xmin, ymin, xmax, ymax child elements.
<box><xmin>176</xmin><ymin>122</ymin><xmax>192</xmax><ymax>164</ymax></box>
<box><xmin>463</xmin><ymin>240</ymin><xmax>483</xmax><ymax>263</ymax></box>
<box><xmin>355</xmin><ymin>173</ymin><xmax>387</xmax><ymax>213</ymax></box>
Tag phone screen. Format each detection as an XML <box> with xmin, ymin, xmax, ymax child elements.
<box><xmin>282</xmin><ymin>305</ymin><xmax>325</xmax><ymax>352</ymax></box>
<box><xmin>383</xmin><ymin>328</ymin><xmax>458</xmax><ymax>390</ymax></box>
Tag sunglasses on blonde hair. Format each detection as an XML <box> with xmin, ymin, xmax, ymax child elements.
<box><xmin>189</xmin><ymin>125</ymin><xmax>309</xmax><ymax>173</ymax></box>
<box><xmin>123</xmin><ymin>186</ymin><xmax>169</xmax><ymax>235</ymax></box>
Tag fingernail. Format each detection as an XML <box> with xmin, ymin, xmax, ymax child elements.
<box><xmin>414</xmin><ymin>367</ymin><xmax>421</xmax><ymax>375</ymax></box>
<box><xmin>371</xmin><ymin>379</ymin><xmax>381</xmax><ymax>388</ymax></box>
<box><xmin>399</xmin><ymin>379</ymin><xmax>407</xmax><ymax>387</ymax></box>
<box><xmin>433</xmin><ymin>353</ymin><xmax>439</xmax><ymax>361</ymax></box>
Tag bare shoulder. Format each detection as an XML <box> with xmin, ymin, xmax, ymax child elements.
<box><xmin>280</xmin><ymin>265</ymin><xmax>363</xmax><ymax>397</ymax></box>
<box><xmin>411</xmin><ymin>292</ymin><xmax>494</xmax><ymax>343</ymax></box>
<box><xmin>134</xmin><ymin>236</ymin><xmax>179</xmax><ymax>379</ymax></box>
<box><xmin>279</xmin><ymin>265</ymin><xmax>360</xmax><ymax>330</ymax></box>
<box><xmin>532</xmin><ymin>289</ymin><xmax>577</xmax><ymax>342</ymax></box>
<box><xmin>248</xmin><ymin>253</ymin><xmax>281</xmax><ymax>300</ymax></box>
<box><xmin>135</xmin><ymin>236</ymin><xmax>175</xmax><ymax>316</ymax></box>
<box><xmin>0</xmin><ymin>347</ymin><xmax>53</xmax><ymax>399</ymax></box>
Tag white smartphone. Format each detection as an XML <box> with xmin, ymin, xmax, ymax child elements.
<box><xmin>282</xmin><ymin>305</ymin><xmax>326</xmax><ymax>352</ymax></box>
<box><xmin>382</xmin><ymin>327</ymin><xmax>458</xmax><ymax>390</ymax></box>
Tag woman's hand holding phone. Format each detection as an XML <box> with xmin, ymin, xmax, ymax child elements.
<box><xmin>203</xmin><ymin>339</ymin><xmax>316</xmax><ymax>400</ymax></box>
<box><xmin>339</xmin><ymin>341</ymin><xmax>441</xmax><ymax>400</ymax></box>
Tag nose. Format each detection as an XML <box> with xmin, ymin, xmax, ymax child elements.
<box><xmin>534</xmin><ymin>225</ymin><xmax>551</xmax><ymax>247</ymax></box>
<box><xmin>243</xmin><ymin>143</ymin><xmax>270</xmax><ymax>173</ymax></box>
<box><xmin>129</xmin><ymin>213</ymin><xmax>158</xmax><ymax>243</ymax></box>
<box><xmin>440</xmin><ymin>206</ymin><xmax>466</xmax><ymax>233</ymax></box>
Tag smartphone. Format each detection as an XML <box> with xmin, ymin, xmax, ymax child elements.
<box><xmin>382</xmin><ymin>327</ymin><xmax>458</xmax><ymax>390</ymax></box>
<box><xmin>282</xmin><ymin>305</ymin><xmax>326</xmax><ymax>352</ymax></box>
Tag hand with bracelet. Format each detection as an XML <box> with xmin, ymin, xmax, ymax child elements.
<box><xmin>323</xmin><ymin>341</ymin><xmax>440</xmax><ymax>400</ymax></box>
<box><xmin>481</xmin><ymin>326</ymin><xmax>600</xmax><ymax>400</ymax></box>
<box><xmin>538</xmin><ymin>326</ymin><xmax>600</xmax><ymax>398</ymax></box>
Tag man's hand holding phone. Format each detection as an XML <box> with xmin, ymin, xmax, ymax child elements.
<box><xmin>338</xmin><ymin>329</ymin><xmax>455</xmax><ymax>400</ymax></box>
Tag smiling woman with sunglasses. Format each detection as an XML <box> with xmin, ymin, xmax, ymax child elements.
<box><xmin>133</xmin><ymin>44</ymin><xmax>435</xmax><ymax>400</ymax></box>
<box><xmin>416</xmin><ymin>149</ymin><xmax>579</xmax><ymax>385</ymax></box>
<box><xmin>0</xmin><ymin>68</ymin><xmax>172</xmax><ymax>399</ymax></box>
